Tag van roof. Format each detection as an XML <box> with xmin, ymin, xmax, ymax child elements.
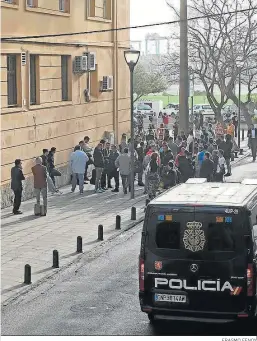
<box><xmin>152</xmin><ymin>182</ymin><xmax>257</xmax><ymax>207</ymax></box>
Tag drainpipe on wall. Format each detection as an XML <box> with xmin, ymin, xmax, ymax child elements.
<box><xmin>112</xmin><ymin>0</ymin><xmax>119</xmax><ymax>144</ymax></box>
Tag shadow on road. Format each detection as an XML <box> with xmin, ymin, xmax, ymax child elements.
<box><xmin>1</xmin><ymin>283</ymin><xmax>27</xmax><ymax>295</ymax></box>
<box><xmin>150</xmin><ymin>320</ymin><xmax>256</xmax><ymax>336</ymax></box>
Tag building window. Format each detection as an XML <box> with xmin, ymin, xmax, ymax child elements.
<box><xmin>2</xmin><ymin>0</ymin><xmax>19</xmax><ymax>6</ymax></box>
<box><xmin>88</xmin><ymin>0</ymin><xmax>111</xmax><ymax>20</ymax></box>
<box><xmin>30</xmin><ymin>55</ymin><xmax>38</xmax><ymax>105</ymax></box>
<box><xmin>7</xmin><ymin>54</ymin><xmax>17</xmax><ymax>107</ymax></box>
<box><xmin>26</xmin><ymin>0</ymin><xmax>35</xmax><ymax>7</ymax></box>
<box><xmin>103</xmin><ymin>0</ymin><xmax>107</xmax><ymax>19</ymax></box>
<box><xmin>59</xmin><ymin>0</ymin><xmax>65</xmax><ymax>11</ymax></box>
<box><xmin>61</xmin><ymin>55</ymin><xmax>69</xmax><ymax>101</ymax></box>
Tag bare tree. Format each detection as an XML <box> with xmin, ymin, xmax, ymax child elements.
<box><xmin>165</xmin><ymin>0</ymin><xmax>257</xmax><ymax>125</ymax></box>
<box><xmin>133</xmin><ymin>61</ymin><xmax>168</xmax><ymax>103</ymax></box>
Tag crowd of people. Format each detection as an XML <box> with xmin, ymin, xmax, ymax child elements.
<box><xmin>10</xmin><ymin>113</ymin><xmax>257</xmax><ymax>216</ymax></box>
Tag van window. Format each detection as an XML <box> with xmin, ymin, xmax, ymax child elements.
<box><xmin>156</xmin><ymin>222</ymin><xmax>180</xmax><ymax>249</ymax></box>
<box><xmin>208</xmin><ymin>223</ymin><xmax>235</xmax><ymax>252</ymax></box>
<box><xmin>253</xmin><ymin>225</ymin><xmax>257</xmax><ymax>241</ymax></box>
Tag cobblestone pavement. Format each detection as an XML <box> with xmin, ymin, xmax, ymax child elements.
<box><xmin>1</xmin><ymin>180</ymin><xmax>146</xmax><ymax>303</ymax></box>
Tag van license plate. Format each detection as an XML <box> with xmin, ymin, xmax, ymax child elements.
<box><xmin>155</xmin><ymin>294</ymin><xmax>186</xmax><ymax>303</ymax></box>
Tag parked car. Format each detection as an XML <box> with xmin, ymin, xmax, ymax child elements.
<box><xmin>163</xmin><ymin>103</ymin><xmax>179</xmax><ymax>117</ymax></box>
<box><xmin>193</xmin><ymin>104</ymin><xmax>215</xmax><ymax>122</ymax></box>
<box><xmin>134</xmin><ymin>103</ymin><xmax>155</xmax><ymax>117</ymax></box>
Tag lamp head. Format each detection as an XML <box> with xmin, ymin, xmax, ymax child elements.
<box><xmin>124</xmin><ymin>50</ymin><xmax>140</xmax><ymax>70</ymax></box>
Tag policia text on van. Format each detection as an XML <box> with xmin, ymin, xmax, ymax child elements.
<box><xmin>139</xmin><ymin>178</ymin><xmax>257</xmax><ymax>325</ymax></box>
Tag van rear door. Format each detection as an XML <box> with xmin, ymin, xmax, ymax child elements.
<box><xmin>193</xmin><ymin>207</ymin><xmax>248</xmax><ymax>313</ymax></box>
<box><xmin>144</xmin><ymin>205</ymin><xmax>249</xmax><ymax>314</ymax></box>
<box><xmin>144</xmin><ymin>206</ymin><xmax>195</xmax><ymax>309</ymax></box>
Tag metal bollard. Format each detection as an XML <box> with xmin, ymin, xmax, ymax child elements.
<box><xmin>115</xmin><ymin>215</ymin><xmax>121</xmax><ymax>230</ymax></box>
<box><xmin>240</xmin><ymin>148</ymin><xmax>244</xmax><ymax>155</ymax></box>
<box><xmin>77</xmin><ymin>236</ymin><xmax>83</xmax><ymax>253</ymax></box>
<box><xmin>242</xmin><ymin>129</ymin><xmax>244</xmax><ymax>141</ymax></box>
<box><xmin>98</xmin><ymin>225</ymin><xmax>103</xmax><ymax>241</ymax></box>
<box><xmin>131</xmin><ymin>207</ymin><xmax>136</xmax><ymax>221</ymax></box>
<box><xmin>53</xmin><ymin>250</ymin><xmax>59</xmax><ymax>268</ymax></box>
<box><xmin>24</xmin><ymin>264</ymin><xmax>31</xmax><ymax>284</ymax></box>
<box><xmin>234</xmin><ymin>151</ymin><xmax>238</xmax><ymax>158</ymax></box>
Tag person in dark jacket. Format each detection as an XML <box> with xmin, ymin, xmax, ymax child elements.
<box><xmin>199</xmin><ymin>152</ymin><xmax>214</xmax><ymax>182</ymax></box>
<box><xmin>136</xmin><ymin>141</ymin><xmax>145</xmax><ymax>186</ymax></box>
<box><xmin>222</xmin><ymin>134</ymin><xmax>233</xmax><ymax>176</ymax></box>
<box><xmin>199</xmin><ymin>113</ymin><xmax>204</xmax><ymax>128</ymax></box>
<box><xmin>177</xmin><ymin>148</ymin><xmax>192</xmax><ymax>183</ymax></box>
<box><xmin>212</xmin><ymin>149</ymin><xmax>219</xmax><ymax>180</ymax></box>
<box><xmin>108</xmin><ymin>145</ymin><xmax>120</xmax><ymax>192</ymax></box>
<box><xmin>93</xmin><ymin>143</ymin><xmax>105</xmax><ymax>193</ymax></box>
<box><xmin>162</xmin><ymin>161</ymin><xmax>177</xmax><ymax>189</ymax></box>
<box><xmin>160</xmin><ymin>144</ymin><xmax>173</xmax><ymax>167</ymax></box>
<box><xmin>47</xmin><ymin>147</ymin><xmax>57</xmax><ymax>185</ymax></box>
<box><xmin>41</xmin><ymin>149</ymin><xmax>49</xmax><ymax>168</ymax></box>
<box><xmin>173</xmin><ymin>122</ymin><xmax>179</xmax><ymax>141</ymax></box>
<box><xmin>101</xmin><ymin>142</ymin><xmax>111</xmax><ymax>190</ymax></box>
<box><xmin>11</xmin><ymin>159</ymin><xmax>25</xmax><ymax>215</ymax></box>
<box><xmin>247</xmin><ymin>124</ymin><xmax>257</xmax><ymax>162</ymax></box>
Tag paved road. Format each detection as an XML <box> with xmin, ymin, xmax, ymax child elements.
<box><xmin>2</xmin><ymin>223</ymin><xmax>256</xmax><ymax>336</ymax></box>
<box><xmin>2</xmin><ymin>157</ymin><xmax>256</xmax><ymax>336</ymax></box>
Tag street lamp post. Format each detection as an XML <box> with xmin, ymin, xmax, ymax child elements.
<box><xmin>124</xmin><ymin>50</ymin><xmax>140</xmax><ymax>200</ymax></box>
<box><xmin>236</xmin><ymin>60</ymin><xmax>244</xmax><ymax>149</ymax></box>
<box><xmin>238</xmin><ymin>70</ymin><xmax>241</xmax><ymax>149</ymax></box>
<box><xmin>190</xmin><ymin>73</ymin><xmax>195</xmax><ymax>121</ymax></box>
<box><xmin>179</xmin><ymin>0</ymin><xmax>189</xmax><ymax>134</ymax></box>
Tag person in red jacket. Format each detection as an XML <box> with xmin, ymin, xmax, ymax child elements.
<box><xmin>163</xmin><ymin>114</ymin><xmax>169</xmax><ymax>128</ymax></box>
<box><xmin>175</xmin><ymin>147</ymin><xmax>185</xmax><ymax>167</ymax></box>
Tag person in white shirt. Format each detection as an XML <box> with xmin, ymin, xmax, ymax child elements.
<box><xmin>187</xmin><ymin>130</ymin><xmax>194</xmax><ymax>152</ymax></box>
<box><xmin>70</xmin><ymin>145</ymin><xmax>89</xmax><ymax>194</ymax></box>
<box><xmin>215</xmin><ymin>149</ymin><xmax>226</xmax><ymax>182</ymax></box>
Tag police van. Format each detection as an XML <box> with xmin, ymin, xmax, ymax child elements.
<box><xmin>139</xmin><ymin>179</ymin><xmax>257</xmax><ymax>324</ymax></box>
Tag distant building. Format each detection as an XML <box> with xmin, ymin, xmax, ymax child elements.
<box><xmin>1</xmin><ymin>0</ymin><xmax>130</xmax><ymax>207</ymax></box>
<box><xmin>131</xmin><ymin>33</ymin><xmax>175</xmax><ymax>56</ymax></box>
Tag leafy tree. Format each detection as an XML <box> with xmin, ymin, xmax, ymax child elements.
<box><xmin>165</xmin><ymin>0</ymin><xmax>257</xmax><ymax>125</ymax></box>
<box><xmin>133</xmin><ymin>61</ymin><xmax>167</xmax><ymax>103</ymax></box>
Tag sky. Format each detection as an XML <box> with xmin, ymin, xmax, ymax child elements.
<box><xmin>130</xmin><ymin>0</ymin><xmax>177</xmax><ymax>41</ymax></box>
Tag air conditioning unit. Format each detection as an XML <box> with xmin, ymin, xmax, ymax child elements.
<box><xmin>73</xmin><ymin>56</ymin><xmax>88</xmax><ymax>74</ymax></box>
<box><xmin>102</xmin><ymin>76</ymin><xmax>114</xmax><ymax>91</ymax></box>
<box><xmin>85</xmin><ymin>52</ymin><xmax>96</xmax><ymax>71</ymax></box>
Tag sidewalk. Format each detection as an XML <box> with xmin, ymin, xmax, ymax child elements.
<box><xmin>1</xmin><ymin>181</ymin><xmax>146</xmax><ymax>304</ymax></box>
<box><xmin>1</xmin><ymin>138</ymin><xmax>250</xmax><ymax>304</ymax></box>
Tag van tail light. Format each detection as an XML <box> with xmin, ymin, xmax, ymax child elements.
<box><xmin>247</xmin><ymin>264</ymin><xmax>254</xmax><ymax>297</ymax></box>
<box><xmin>139</xmin><ymin>258</ymin><xmax>145</xmax><ymax>292</ymax></box>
